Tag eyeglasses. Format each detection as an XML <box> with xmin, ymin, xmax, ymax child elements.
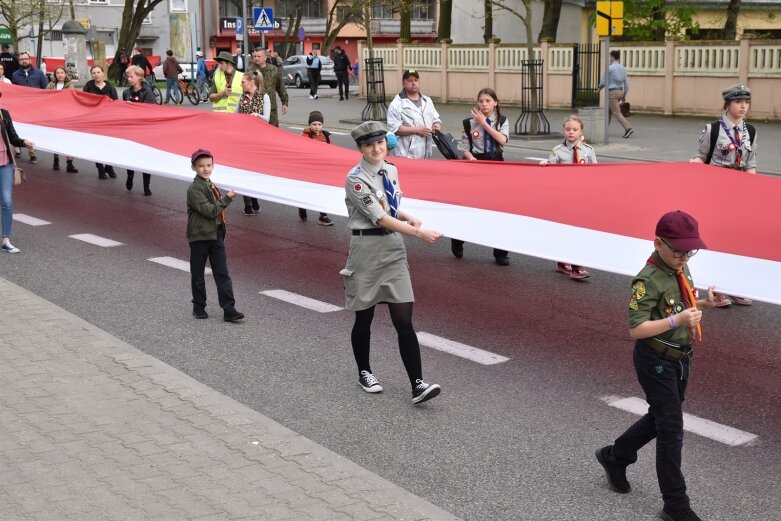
<box><xmin>659</xmin><ymin>237</ymin><xmax>698</xmax><ymax>258</ymax></box>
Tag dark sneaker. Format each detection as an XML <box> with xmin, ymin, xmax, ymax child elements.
<box><xmin>193</xmin><ymin>307</ymin><xmax>208</xmax><ymax>319</ymax></box>
<box><xmin>251</xmin><ymin>199</ymin><xmax>260</xmax><ymax>211</ymax></box>
<box><xmin>318</xmin><ymin>215</ymin><xmax>333</xmax><ymax>226</ymax></box>
<box><xmin>298</xmin><ymin>208</ymin><xmax>308</xmax><ymax>221</ymax></box>
<box><xmin>29</xmin><ymin>155</ymin><xmax>38</xmax><ymax>165</ymax></box>
<box><xmin>595</xmin><ymin>446</ymin><xmax>631</xmax><ymax>493</ymax></box>
<box><xmin>358</xmin><ymin>370</ymin><xmax>383</xmax><ymax>393</ymax></box>
<box><xmin>495</xmin><ymin>255</ymin><xmax>510</xmax><ymax>266</ymax></box>
<box><xmin>224</xmin><ymin>310</ymin><xmax>244</xmax><ymax>322</ymax></box>
<box><xmin>412</xmin><ymin>380</ymin><xmax>441</xmax><ymax>404</ymax></box>
<box><xmin>660</xmin><ymin>507</ymin><xmax>703</xmax><ymax>521</ymax></box>
<box><xmin>106</xmin><ymin>166</ymin><xmax>117</xmax><ymax>178</ymax></box>
<box><xmin>623</xmin><ymin>128</ymin><xmax>634</xmax><ymax>138</ymax></box>
<box><xmin>451</xmin><ymin>241</ymin><xmax>464</xmax><ymax>259</ymax></box>
<box><xmin>243</xmin><ymin>206</ymin><xmax>255</xmax><ymax>216</ymax></box>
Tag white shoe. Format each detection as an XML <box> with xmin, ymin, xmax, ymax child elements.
<box><xmin>1</xmin><ymin>240</ymin><xmax>20</xmax><ymax>253</ymax></box>
<box><xmin>309</xmin><ymin>95</ymin><xmax>314</xmax><ymax>100</ymax></box>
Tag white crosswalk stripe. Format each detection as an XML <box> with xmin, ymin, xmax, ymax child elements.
<box><xmin>69</xmin><ymin>234</ymin><xmax>124</xmax><ymax>247</ymax></box>
<box><xmin>149</xmin><ymin>256</ymin><xmax>211</xmax><ymax>274</ymax></box>
<box><xmin>13</xmin><ymin>214</ymin><xmax>51</xmax><ymax>226</ymax></box>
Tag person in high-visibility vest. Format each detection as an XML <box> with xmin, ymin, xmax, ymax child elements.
<box><xmin>209</xmin><ymin>51</ymin><xmax>244</xmax><ymax>113</ymax></box>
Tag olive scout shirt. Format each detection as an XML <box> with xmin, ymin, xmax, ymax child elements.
<box><xmin>628</xmin><ymin>251</ymin><xmax>695</xmax><ymax>346</ymax></box>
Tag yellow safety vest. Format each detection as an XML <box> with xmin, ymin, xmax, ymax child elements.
<box><xmin>212</xmin><ymin>70</ymin><xmax>244</xmax><ymax>112</ymax></box>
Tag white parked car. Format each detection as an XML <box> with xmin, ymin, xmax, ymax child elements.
<box><xmin>153</xmin><ymin>62</ymin><xmax>198</xmax><ymax>81</ymax></box>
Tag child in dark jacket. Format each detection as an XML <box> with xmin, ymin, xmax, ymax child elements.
<box><xmin>298</xmin><ymin>111</ymin><xmax>334</xmax><ymax>226</ymax></box>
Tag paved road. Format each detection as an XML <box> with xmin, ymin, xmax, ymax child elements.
<box><xmin>3</xmin><ymin>142</ymin><xmax>779</xmax><ymax>520</ymax></box>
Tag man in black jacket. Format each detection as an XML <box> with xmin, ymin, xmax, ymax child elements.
<box><xmin>332</xmin><ymin>46</ymin><xmax>351</xmax><ymax>101</ymax></box>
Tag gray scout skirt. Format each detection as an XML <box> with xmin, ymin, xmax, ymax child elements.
<box><xmin>340</xmin><ymin>232</ymin><xmax>414</xmax><ymax>311</ymax></box>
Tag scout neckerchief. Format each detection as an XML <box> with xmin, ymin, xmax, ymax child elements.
<box><xmin>378</xmin><ymin>168</ymin><xmax>398</xmax><ymax>218</ymax></box>
<box><xmin>647</xmin><ymin>254</ymin><xmax>701</xmax><ymax>342</ymax></box>
<box><xmin>209</xmin><ymin>181</ymin><xmax>226</xmax><ymax>224</ymax></box>
<box><xmin>719</xmin><ymin>117</ymin><xmax>747</xmax><ymax>167</ymax></box>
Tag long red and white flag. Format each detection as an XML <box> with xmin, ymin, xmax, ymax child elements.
<box><xmin>3</xmin><ymin>84</ymin><xmax>780</xmax><ymax>304</ymax></box>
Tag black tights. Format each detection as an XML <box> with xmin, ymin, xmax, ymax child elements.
<box><xmin>351</xmin><ymin>302</ymin><xmax>422</xmax><ymax>387</ymax></box>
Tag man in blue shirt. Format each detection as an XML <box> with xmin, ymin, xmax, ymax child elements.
<box><xmin>305</xmin><ymin>50</ymin><xmax>322</xmax><ymax>100</ymax></box>
<box><xmin>599</xmin><ymin>50</ymin><xmax>633</xmax><ymax>138</ymax></box>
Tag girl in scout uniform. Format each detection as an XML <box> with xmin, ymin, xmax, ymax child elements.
<box><xmin>341</xmin><ymin>121</ymin><xmax>443</xmax><ymax>405</ymax></box>
<box><xmin>451</xmin><ymin>88</ymin><xmax>511</xmax><ymax>266</ymax></box>
<box><xmin>690</xmin><ymin>83</ymin><xmax>756</xmax><ymax>306</ymax></box>
<box><xmin>539</xmin><ymin>115</ymin><xmax>596</xmax><ymax>280</ymax></box>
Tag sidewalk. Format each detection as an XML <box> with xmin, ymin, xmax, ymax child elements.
<box><xmin>281</xmin><ymin>85</ymin><xmax>781</xmax><ymax>176</ymax></box>
<box><xmin>0</xmin><ymin>277</ymin><xmax>460</xmax><ymax>521</ymax></box>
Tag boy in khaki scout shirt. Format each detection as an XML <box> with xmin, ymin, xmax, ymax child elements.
<box><xmin>596</xmin><ymin>210</ymin><xmax>717</xmax><ymax>521</ymax></box>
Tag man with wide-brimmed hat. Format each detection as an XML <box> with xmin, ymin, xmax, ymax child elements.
<box><xmin>208</xmin><ymin>51</ymin><xmax>244</xmax><ymax>113</ymax></box>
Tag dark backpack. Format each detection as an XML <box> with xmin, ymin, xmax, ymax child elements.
<box><xmin>704</xmin><ymin>120</ymin><xmax>755</xmax><ymax>164</ymax></box>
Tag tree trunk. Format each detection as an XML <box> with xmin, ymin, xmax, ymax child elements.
<box><xmin>399</xmin><ymin>0</ymin><xmax>411</xmax><ymax>42</ymax></box>
<box><xmin>483</xmin><ymin>0</ymin><xmax>492</xmax><ymax>43</ymax></box>
<box><xmin>107</xmin><ymin>0</ymin><xmax>164</xmax><ymax>82</ymax></box>
<box><xmin>437</xmin><ymin>0</ymin><xmax>452</xmax><ymax>42</ymax></box>
<box><xmin>36</xmin><ymin>2</ymin><xmax>45</xmax><ymax>69</ymax></box>
<box><xmin>537</xmin><ymin>0</ymin><xmax>562</xmax><ymax>42</ymax></box>
<box><xmin>723</xmin><ymin>0</ymin><xmax>740</xmax><ymax>40</ymax></box>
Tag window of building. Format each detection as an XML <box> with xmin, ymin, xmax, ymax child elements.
<box><xmin>277</xmin><ymin>0</ymin><xmax>324</xmax><ymax>18</ymax></box>
<box><xmin>412</xmin><ymin>0</ymin><xmax>433</xmax><ymax>20</ymax></box>
<box><xmin>88</xmin><ymin>0</ymin><xmax>108</xmax><ymax>4</ymax></box>
<box><xmin>44</xmin><ymin>30</ymin><xmax>63</xmax><ymax>41</ymax></box>
<box><xmin>170</xmin><ymin>0</ymin><xmax>186</xmax><ymax>12</ymax></box>
<box><xmin>372</xmin><ymin>1</ymin><xmax>394</xmax><ymax>20</ymax></box>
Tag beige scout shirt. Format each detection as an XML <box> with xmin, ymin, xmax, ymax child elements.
<box><xmin>547</xmin><ymin>141</ymin><xmax>597</xmax><ymax>164</ymax></box>
<box><xmin>345</xmin><ymin>159</ymin><xmax>401</xmax><ymax>229</ymax></box>
<box><xmin>695</xmin><ymin>117</ymin><xmax>757</xmax><ymax>170</ymax></box>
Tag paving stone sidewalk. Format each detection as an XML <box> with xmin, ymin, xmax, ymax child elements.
<box><xmin>0</xmin><ymin>277</ymin><xmax>460</xmax><ymax>521</ymax></box>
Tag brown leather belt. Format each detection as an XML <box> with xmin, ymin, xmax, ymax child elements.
<box><xmin>642</xmin><ymin>338</ymin><xmax>691</xmax><ymax>361</ymax></box>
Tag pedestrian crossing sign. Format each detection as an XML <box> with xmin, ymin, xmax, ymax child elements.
<box><xmin>253</xmin><ymin>7</ymin><xmax>274</xmax><ymax>30</ymax></box>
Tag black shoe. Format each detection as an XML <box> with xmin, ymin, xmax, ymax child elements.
<box><xmin>495</xmin><ymin>256</ymin><xmax>510</xmax><ymax>266</ymax></box>
<box><xmin>53</xmin><ymin>158</ymin><xmax>60</xmax><ymax>171</ymax></box>
<box><xmin>126</xmin><ymin>174</ymin><xmax>134</xmax><ymax>191</ymax></box>
<box><xmin>29</xmin><ymin>155</ymin><xmax>38</xmax><ymax>165</ymax></box>
<box><xmin>595</xmin><ymin>446</ymin><xmax>631</xmax><ymax>493</ymax></box>
<box><xmin>412</xmin><ymin>380</ymin><xmax>441</xmax><ymax>404</ymax></box>
<box><xmin>66</xmin><ymin>161</ymin><xmax>78</xmax><ymax>173</ymax></box>
<box><xmin>106</xmin><ymin>166</ymin><xmax>117</xmax><ymax>178</ymax></box>
<box><xmin>298</xmin><ymin>208</ymin><xmax>308</xmax><ymax>221</ymax></box>
<box><xmin>660</xmin><ymin>507</ymin><xmax>702</xmax><ymax>521</ymax></box>
<box><xmin>623</xmin><ymin>128</ymin><xmax>634</xmax><ymax>138</ymax></box>
<box><xmin>358</xmin><ymin>370</ymin><xmax>383</xmax><ymax>393</ymax></box>
<box><xmin>251</xmin><ymin>198</ymin><xmax>260</xmax><ymax>211</ymax></box>
<box><xmin>339</xmin><ymin>97</ymin><xmax>344</xmax><ymax>101</ymax></box>
<box><xmin>243</xmin><ymin>206</ymin><xmax>255</xmax><ymax>216</ymax></box>
<box><xmin>143</xmin><ymin>185</ymin><xmax>152</xmax><ymax>196</ymax></box>
<box><xmin>318</xmin><ymin>215</ymin><xmax>333</xmax><ymax>226</ymax></box>
<box><xmin>451</xmin><ymin>241</ymin><xmax>464</xmax><ymax>259</ymax></box>
<box><xmin>224</xmin><ymin>310</ymin><xmax>244</xmax><ymax>322</ymax></box>
<box><xmin>193</xmin><ymin>307</ymin><xmax>208</xmax><ymax>319</ymax></box>
<box><xmin>98</xmin><ymin>172</ymin><xmax>108</xmax><ymax>180</ymax></box>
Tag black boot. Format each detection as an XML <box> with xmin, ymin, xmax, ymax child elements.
<box><xmin>66</xmin><ymin>160</ymin><xmax>78</xmax><ymax>173</ymax></box>
<box><xmin>53</xmin><ymin>156</ymin><xmax>60</xmax><ymax>171</ymax></box>
<box><xmin>142</xmin><ymin>173</ymin><xmax>152</xmax><ymax>196</ymax></box>
<box><xmin>106</xmin><ymin>165</ymin><xmax>117</xmax><ymax>178</ymax></box>
<box><xmin>126</xmin><ymin>171</ymin><xmax>134</xmax><ymax>191</ymax></box>
<box><xmin>97</xmin><ymin>164</ymin><xmax>107</xmax><ymax>179</ymax></box>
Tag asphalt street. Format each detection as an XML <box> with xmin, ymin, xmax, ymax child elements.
<box><xmin>3</xmin><ymin>88</ymin><xmax>780</xmax><ymax>520</ymax></box>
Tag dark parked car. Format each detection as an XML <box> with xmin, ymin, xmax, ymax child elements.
<box><xmin>282</xmin><ymin>55</ymin><xmax>337</xmax><ymax>89</ymax></box>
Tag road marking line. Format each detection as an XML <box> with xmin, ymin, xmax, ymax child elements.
<box><xmin>69</xmin><ymin>233</ymin><xmax>124</xmax><ymax>248</ymax></box>
<box><xmin>260</xmin><ymin>289</ymin><xmax>343</xmax><ymax>313</ymax></box>
<box><xmin>149</xmin><ymin>256</ymin><xmax>211</xmax><ymax>275</ymax></box>
<box><xmin>601</xmin><ymin>396</ymin><xmax>758</xmax><ymax>447</ymax></box>
<box><xmin>417</xmin><ymin>332</ymin><xmax>510</xmax><ymax>365</ymax></box>
<box><xmin>13</xmin><ymin>214</ymin><xmax>51</xmax><ymax>226</ymax></box>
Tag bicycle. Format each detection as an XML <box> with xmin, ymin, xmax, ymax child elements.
<box><xmin>145</xmin><ymin>74</ymin><xmax>163</xmax><ymax>105</ymax></box>
<box><xmin>175</xmin><ymin>75</ymin><xmax>200</xmax><ymax>105</ymax></box>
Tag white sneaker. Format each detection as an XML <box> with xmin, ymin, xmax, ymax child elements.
<box><xmin>1</xmin><ymin>240</ymin><xmax>20</xmax><ymax>253</ymax></box>
<box><xmin>309</xmin><ymin>95</ymin><xmax>314</xmax><ymax>100</ymax></box>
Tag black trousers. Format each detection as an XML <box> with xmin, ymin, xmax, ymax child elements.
<box><xmin>189</xmin><ymin>226</ymin><xmax>236</xmax><ymax>312</ymax></box>
<box><xmin>307</xmin><ymin>69</ymin><xmax>320</xmax><ymax>96</ymax></box>
<box><xmin>611</xmin><ymin>341</ymin><xmax>691</xmax><ymax>511</ymax></box>
<box><xmin>451</xmin><ymin>239</ymin><xmax>508</xmax><ymax>259</ymax></box>
<box><xmin>335</xmin><ymin>70</ymin><xmax>349</xmax><ymax>98</ymax></box>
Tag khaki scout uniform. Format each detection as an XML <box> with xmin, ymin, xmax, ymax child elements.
<box><xmin>340</xmin><ymin>159</ymin><xmax>413</xmax><ymax>311</ymax></box>
<box><xmin>547</xmin><ymin>140</ymin><xmax>597</xmax><ymax>164</ymax></box>
<box><xmin>629</xmin><ymin>251</ymin><xmax>694</xmax><ymax>349</ymax></box>
<box><xmin>694</xmin><ymin>117</ymin><xmax>757</xmax><ymax>171</ymax></box>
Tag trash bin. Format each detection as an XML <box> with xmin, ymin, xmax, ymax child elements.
<box><xmin>578</xmin><ymin>106</ymin><xmax>606</xmax><ymax>144</ymax></box>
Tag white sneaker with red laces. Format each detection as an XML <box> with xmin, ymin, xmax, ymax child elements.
<box><xmin>570</xmin><ymin>267</ymin><xmax>590</xmax><ymax>280</ymax></box>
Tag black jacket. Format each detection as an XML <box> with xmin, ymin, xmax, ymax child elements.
<box><xmin>123</xmin><ymin>84</ymin><xmax>156</xmax><ymax>104</ymax></box>
<box><xmin>333</xmin><ymin>52</ymin><xmax>350</xmax><ymax>72</ymax></box>
<box><xmin>1</xmin><ymin>109</ymin><xmax>27</xmax><ymax>164</ymax></box>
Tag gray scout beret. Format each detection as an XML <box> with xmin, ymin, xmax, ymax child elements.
<box><xmin>351</xmin><ymin>121</ymin><xmax>387</xmax><ymax>145</ymax></box>
<box><xmin>722</xmin><ymin>83</ymin><xmax>751</xmax><ymax>101</ymax></box>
